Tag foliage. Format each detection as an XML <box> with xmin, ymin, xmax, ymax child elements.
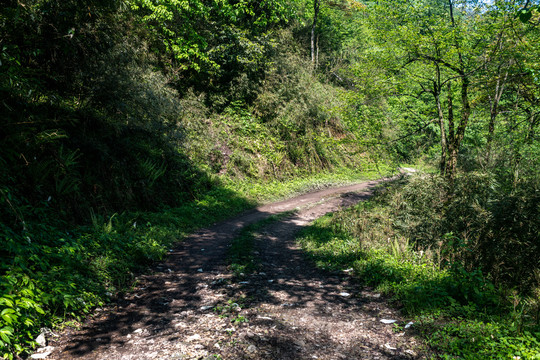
<box><xmin>130</xmin><ymin>0</ymin><xmax>297</xmax><ymax>102</ymax></box>
<box><xmin>179</xmin><ymin>34</ymin><xmax>367</xmax><ymax>180</ymax></box>
<box><xmin>0</xmin><ymin>1</ymin><xmax>205</xmax><ymax>228</ymax></box>
<box><xmin>213</xmin><ymin>299</ymin><xmax>246</xmax><ymax>324</ymax></box>
<box><xmin>0</xmin><ymin>183</ymin><xmax>256</xmax><ymax>357</ymax></box>
<box><xmin>395</xmin><ymin>172</ymin><xmax>540</xmax><ymax>293</ymax></box>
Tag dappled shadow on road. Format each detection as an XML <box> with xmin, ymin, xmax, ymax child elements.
<box><xmin>52</xmin><ymin>176</ymin><xmax>423</xmax><ymax>359</ymax></box>
<box><xmin>211</xmin><ymin>188</ymin><xmax>420</xmax><ymax>359</ymax></box>
<box><xmin>53</xmin><ymin>204</ymin><xmax>275</xmax><ymax>358</ymax></box>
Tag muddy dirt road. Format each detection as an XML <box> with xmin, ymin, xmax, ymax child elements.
<box><xmin>44</xmin><ymin>177</ymin><xmax>425</xmax><ymax>360</ymax></box>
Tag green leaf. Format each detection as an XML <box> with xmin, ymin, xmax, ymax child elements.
<box><xmin>35</xmin><ymin>306</ymin><xmax>45</xmax><ymax>315</ymax></box>
<box><xmin>0</xmin><ymin>327</ymin><xmax>13</xmax><ymax>344</ymax></box>
<box><xmin>0</xmin><ymin>309</ymin><xmax>15</xmax><ymax>316</ymax></box>
<box><xmin>0</xmin><ymin>313</ymin><xmax>16</xmax><ymax>325</ymax></box>
<box><xmin>0</xmin><ymin>298</ymin><xmax>14</xmax><ymax>308</ymax></box>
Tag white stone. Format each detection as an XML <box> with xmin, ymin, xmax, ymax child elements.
<box><xmin>35</xmin><ymin>334</ymin><xmax>47</xmax><ymax>347</ymax></box>
<box><xmin>186</xmin><ymin>334</ymin><xmax>202</xmax><ymax>342</ymax></box>
<box><xmin>404</xmin><ymin>321</ymin><xmax>414</xmax><ymax>329</ymax></box>
<box><xmin>30</xmin><ymin>346</ymin><xmax>54</xmax><ymax>359</ymax></box>
<box><xmin>380</xmin><ymin>319</ymin><xmax>397</xmax><ymax>324</ymax></box>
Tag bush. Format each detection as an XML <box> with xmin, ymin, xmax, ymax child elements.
<box><xmin>395</xmin><ymin>172</ymin><xmax>540</xmax><ymax>294</ymax></box>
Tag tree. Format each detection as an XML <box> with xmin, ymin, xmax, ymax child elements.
<box><xmin>312</xmin><ymin>0</ymin><xmax>321</xmax><ymax>67</ymax></box>
<box><xmin>129</xmin><ymin>0</ymin><xmax>293</xmax><ymax>74</ymax></box>
<box><xmin>365</xmin><ymin>0</ymin><xmax>522</xmax><ymax>179</ymax></box>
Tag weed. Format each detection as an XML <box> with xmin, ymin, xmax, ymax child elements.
<box><xmin>214</xmin><ymin>299</ymin><xmax>248</xmax><ymax>324</ymax></box>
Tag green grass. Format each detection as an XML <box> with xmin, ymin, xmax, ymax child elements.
<box><xmin>297</xmin><ymin>181</ymin><xmax>540</xmax><ymax>360</ymax></box>
<box><xmin>223</xmin><ymin>165</ymin><xmax>392</xmax><ymax>203</ymax></box>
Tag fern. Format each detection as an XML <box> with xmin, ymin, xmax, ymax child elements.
<box><xmin>139</xmin><ymin>158</ymin><xmax>167</xmax><ymax>187</ymax></box>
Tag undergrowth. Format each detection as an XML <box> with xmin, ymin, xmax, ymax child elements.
<box><xmin>298</xmin><ymin>172</ymin><xmax>540</xmax><ymax>359</ymax></box>
<box><xmin>224</xmin><ymin>165</ymin><xmax>390</xmax><ymax>203</ymax></box>
<box><xmin>0</xmin><ymin>185</ymin><xmax>254</xmax><ymax>358</ymax></box>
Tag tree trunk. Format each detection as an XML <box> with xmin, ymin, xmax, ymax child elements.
<box><xmin>443</xmin><ymin>74</ymin><xmax>471</xmax><ymax>181</ymax></box>
<box><xmin>434</xmin><ymin>66</ymin><xmax>447</xmax><ymax>176</ymax></box>
<box><xmin>436</xmin><ymin>95</ymin><xmax>447</xmax><ymax>175</ymax></box>
<box><xmin>485</xmin><ymin>70</ymin><xmax>508</xmax><ymax>165</ymax></box>
<box><xmin>445</xmin><ymin>81</ymin><xmax>456</xmax><ymax>180</ymax></box>
<box><xmin>527</xmin><ymin>112</ymin><xmax>538</xmax><ymax>143</ymax></box>
<box><xmin>311</xmin><ymin>0</ymin><xmax>320</xmax><ymax>67</ymax></box>
<box><xmin>446</xmin><ymin>144</ymin><xmax>459</xmax><ymax>179</ymax></box>
<box><xmin>455</xmin><ymin>74</ymin><xmax>471</xmax><ymax>148</ymax></box>
<box><xmin>316</xmin><ymin>34</ymin><xmax>319</xmax><ymax>69</ymax></box>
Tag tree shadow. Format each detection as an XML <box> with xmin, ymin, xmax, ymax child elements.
<box><xmin>56</xmin><ymin>202</ymin><xmax>274</xmax><ymax>356</ymax></box>
<box><xmin>56</xmin><ymin>179</ymin><xmax>423</xmax><ymax>359</ymax></box>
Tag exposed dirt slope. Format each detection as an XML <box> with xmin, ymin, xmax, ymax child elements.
<box><xmin>44</xmin><ymin>178</ymin><xmax>426</xmax><ymax>360</ymax></box>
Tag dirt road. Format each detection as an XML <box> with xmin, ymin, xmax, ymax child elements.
<box><xmin>45</xmin><ymin>177</ymin><xmax>425</xmax><ymax>360</ymax></box>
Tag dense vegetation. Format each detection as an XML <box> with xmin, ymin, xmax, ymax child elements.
<box><xmin>1</xmin><ymin>0</ymin><xmax>539</xmax><ymax>358</ymax></box>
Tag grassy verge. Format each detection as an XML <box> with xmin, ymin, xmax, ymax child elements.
<box><xmin>223</xmin><ymin>165</ymin><xmax>393</xmax><ymax>203</ymax></box>
<box><xmin>297</xmin><ymin>176</ymin><xmax>540</xmax><ymax>360</ymax></box>
<box><xmin>0</xmin><ymin>185</ymin><xmax>255</xmax><ymax>358</ymax></box>
<box><xmin>0</xmin><ymin>167</ymin><xmax>389</xmax><ymax>358</ymax></box>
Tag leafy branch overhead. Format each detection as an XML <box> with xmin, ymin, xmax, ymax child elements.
<box><xmin>130</xmin><ymin>0</ymin><xmax>293</xmax><ymax>72</ymax></box>
<box><xmin>516</xmin><ymin>3</ymin><xmax>539</xmax><ymax>23</ymax></box>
